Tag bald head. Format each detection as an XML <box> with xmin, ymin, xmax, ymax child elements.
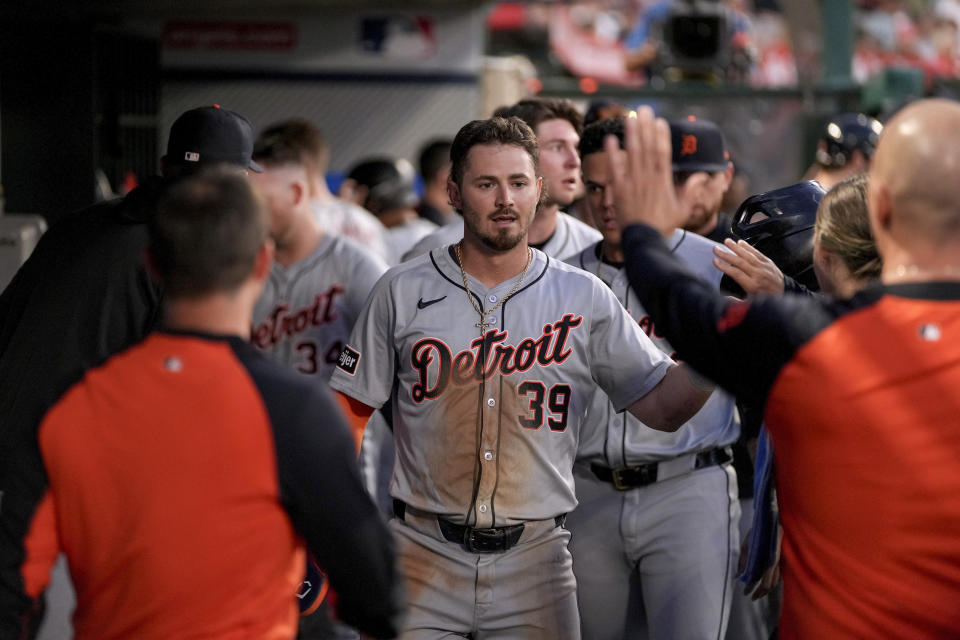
<box><xmin>870</xmin><ymin>99</ymin><xmax>960</xmax><ymax>250</ymax></box>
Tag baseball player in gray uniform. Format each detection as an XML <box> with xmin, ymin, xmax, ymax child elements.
<box><xmin>329</xmin><ymin>116</ymin><xmax>714</xmax><ymax>639</ymax></box>
<box><xmin>401</xmin><ymin>97</ymin><xmax>600</xmax><ymax>262</ymax></box>
<box><xmin>262</xmin><ymin>118</ymin><xmax>392</xmax><ymax>265</ymax></box>
<box><xmin>250</xmin><ymin>124</ymin><xmax>387</xmax><ymax>393</ymax></box>
<box><xmin>566</xmin><ymin>118</ymin><xmax>740</xmax><ymax>640</ymax></box>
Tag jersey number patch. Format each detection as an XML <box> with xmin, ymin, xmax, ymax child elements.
<box><xmin>518</xmin><ymin>382</ymin><xmax>571</xmax><ymax>432</ymax></box>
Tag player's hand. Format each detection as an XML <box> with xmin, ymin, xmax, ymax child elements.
<box><xmin>713</xmin><ymin>239</ymin><xmax>785</xmax><ymax>296</ymax></box>
<box><xmin>742</xmin><ymin>524</ymin><xmax>783</xmax><ymax>600</ymax></box>
<box><xmin>606</xmin><ymin>106</ymin><xmax>685</xmax><ymax>238</ymax></box>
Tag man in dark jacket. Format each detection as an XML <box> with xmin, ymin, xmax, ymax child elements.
<box><xmin>0</xmin><ymin>105</ymin><xmax>263</xmax><ymax>637</ymax></box>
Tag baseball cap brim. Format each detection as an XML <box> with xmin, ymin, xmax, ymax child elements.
<box><xmin>248</xmin><ymin>159</ymin><xmax>264</xmax><ymax>173</ymax></box>
<box><xmin>672</xmin><ymin>161</ymin><xmax>728</xmax><ymax>173</ymax></box>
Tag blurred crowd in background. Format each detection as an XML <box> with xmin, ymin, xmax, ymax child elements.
<box><xmin>487</xmin><ymin>0</ymin><xmax>960</xmax><ymax>87</ymax></box>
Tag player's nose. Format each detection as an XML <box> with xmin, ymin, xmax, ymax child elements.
<box><xmin>495</xmin><ymin>186</ymin><xmax>514</xmax><ymax>208</ymax></box>
<box><xmin>603</xmin><ymin>184</ymin><xmax>616</xmax><ymax>210</ymax></box>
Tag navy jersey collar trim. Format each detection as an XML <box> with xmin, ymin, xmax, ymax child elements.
<box><xmin>877</xmin><ymin>280</ymin><xmax>960</xmax><ymax>301</ymax></box>
<box><xmin>158</xmin><ymin>327</ymin><xmax>247</xmax><ymax>344</ymax></box>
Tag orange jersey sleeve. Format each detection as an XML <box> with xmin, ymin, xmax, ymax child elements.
<box><xmin>334</xmin><ymin>391</ymin><xmax>375</xmax><ymax>454</ymax></box>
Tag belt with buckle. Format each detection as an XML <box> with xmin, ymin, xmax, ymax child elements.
<box><xmin>393</xmin><ymin>500</ymin><xmax>564</xmax><ymax>553</ymax></box>
<box><xmin>590</xmin><ymin>447</ymin><xmax>732</xmax><ymax>491</ymax></box>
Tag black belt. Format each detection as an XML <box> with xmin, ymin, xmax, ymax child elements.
<box><xmin>591</xmin><ymin>447</ymin><xmax>732</xmax><ymax>491</ymax></box>
<box><xmin>393</xmin><ymin>500</ymin><xmax>565</xmax><ymax>553</ymax></box>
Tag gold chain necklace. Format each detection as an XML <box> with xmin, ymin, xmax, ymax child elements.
<box><xmin>455</xmin><ymin>241</ymin><xmax>533</xmax><ymax>334</ymax></box>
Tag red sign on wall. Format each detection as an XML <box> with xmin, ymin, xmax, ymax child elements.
<box><xmin>163</xmin><ymin>21</ymin><xmax>297</xmax><ymax>51</ymax></box>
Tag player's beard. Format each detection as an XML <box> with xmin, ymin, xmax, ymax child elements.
<box><xmin>464</xmin><ymin>206</ymin><xmax>531</xmax><ymax>252</ymax></box>
<box><xmin>683</xmin><ymin>204</ymin><xmax>713</xmax><ymax>232</ymax></box>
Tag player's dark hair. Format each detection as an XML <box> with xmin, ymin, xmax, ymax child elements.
<box><xmin>347</xmin><ymin>157</ymin><xmax>418</xmax><ymax>215</ymax></box>
<box><xmin>254</xmin><ymin>119</ymin><xmax>330</xmax><ymax>176</ymax></box>
<box><xmin>148</xmin><ymin>167</ymin><xmax>267</xmax><ymax>299</ymax></box>
<box><xmin>578</xmin><ymin>118</ymin><xmax>625</xmax><ymax>158</ymax></box>
<box><xmin>493</xmin><ymin>97</ymin><xmax>584</xmax><ymax>136</ymax></box>
<box><xmin>814</xmin><ymin>173</ymin><xmax>881</xmax><ymax>281</ymax></box>
<box><xmin>418</xmin><ymin>139</ymin><xmax>453</xmax><ymax>185</ymax></box>
<box><xmin>450</xmin><ymin>117</ymin><xmax>539</xmax><ymax>188</ymax></box>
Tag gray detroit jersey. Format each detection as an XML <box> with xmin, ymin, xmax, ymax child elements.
<box><xmin>569</xmin><ymin>230</ymin><xmax>738</xmax><ymax>466</ymax></box>
<box><xmin>329</xmin><ymin>246</ymin><xmax>673</xmax><ymax>527</ymax></box>
<box><xmin>401</xmin><ymin>211</ymin><xmax>601</xmax><ymax>262</ymax></box>
<box><xmin>252</xmin><ymin>233</ymin><xmax>387</xmax><ymax>379</ymax></box>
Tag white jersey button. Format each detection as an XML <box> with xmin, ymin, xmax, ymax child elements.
<box><xmin>488</xmin><ymin>294</ymin><xmax>497</xmax><ymax>303</ymax></box>
<box><xmin>487</xmin><ymin>398</ymin><xmax>496</xmax><ymax>407</ymax></box>
<box><xmin>484</xmin><ymin>451</ymin><xmax>493</xmax><ymax>461</ymax></box>
<box><xmin>479</xmin><ymin>504</ymin><xmax>488</xmax><ymax>513</ymax></box>
<box><xmin>487</xmin><ymin>316</ymin><xmax>496</xmax><ymax>325</ymax></box>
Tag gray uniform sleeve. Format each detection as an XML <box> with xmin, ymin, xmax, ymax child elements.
<box><xmin>330</xmin><ymin>274</ymin><xmax>397</xmax><ymax>409</ymax></box>
<box><xmin>587</xmin><ymin>279</ymin><xmax>673</xmax><ymax>411</ymax></box>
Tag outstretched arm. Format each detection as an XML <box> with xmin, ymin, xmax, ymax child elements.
<box><xmin>607</xmin><ymin>108</ymin><xmax>825</xmax><ymax>408</ymax></box>
<box><xmin>626</xmin><ymin>363</ymin><xmax>714</xmax><ymax>432</ymax></box>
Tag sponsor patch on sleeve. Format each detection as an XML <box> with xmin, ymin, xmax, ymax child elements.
<box><xmin>336</xmin><ymin>345</ymin><xmax>361</xmax><ymax>375</ymax></box>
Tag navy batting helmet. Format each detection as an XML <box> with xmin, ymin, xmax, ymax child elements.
<box><xmin>731</xmin><ymin>180</ymin><xmax>826</xmax><ymax>291</ymax></box>
<box><xmin>815</xmin><ymin>113</ymin><xmax>883</xmax><ymax>169</ymax></box>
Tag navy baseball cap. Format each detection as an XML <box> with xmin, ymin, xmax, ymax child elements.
<box><xmin>669</xmin><ymin>118</ymin><xmax>728</xmax><ymax>173</ymax></box>
<box><xmin>165</xmin><ymin>105</ymin><xmax>263</xmax><ymax>173</ymax></box>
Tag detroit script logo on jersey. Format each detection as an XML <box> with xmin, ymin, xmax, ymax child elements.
<box><xmin>409</xmin><ymin>313</ymin><xmax>583</xmax><ymax>401</ymax></box>
<box><xmin>251</xmin><ymin>284</ymin><xmax>344</xmax><ymax>348</ymax></box>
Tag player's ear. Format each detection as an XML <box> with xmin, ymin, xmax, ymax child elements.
<box><xmin>291</xmin><ymin>178</ymin><xmax>306</xmax><ymax>207</ymax></box>
<box><xmin>867</xmin><ymin>179</ymin><xmax>893</xmax><ymax>234</ymax></box>
<box><xmin>447</xmin><ymin>178</ymin><xmax>463</xmax><ymax>211</ymax></box>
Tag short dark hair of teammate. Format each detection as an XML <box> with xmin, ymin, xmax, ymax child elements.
<box><xmin>584</xmin><ymin>99</ymin><xmax>628</xmax><ymax>128</ymax></box>
<box><xmin>449</xmin><ymin>116</ymin><xmax>540</xmax><ymax>190</ymax></box>
<box><xmin>418</xmin><ymin>139</ymin><xmax>453</xmax><ymax>182</ymax></box>
<box><xmin>254</xmin><ymin>118</ymin><xmax>330</xmax><ymax>176</ymax></box>
<box><xmin>494</xmin><ymin>97</ymin><xmax>585</xmax><ymax>136</ymax></box>
<box><xmin>345</xmin><ymin>157</ymin><xmax>419</xmax><ymax>216</ymax></box>
<box><xmin>148</xmin><ymin>168</ymin><xmax>267</xmax><ymax>298</ymax></box>
<box><xmin>578</xmin><ymin>117</ymin><xmax>626</xmax><ymax>157</ymax></box>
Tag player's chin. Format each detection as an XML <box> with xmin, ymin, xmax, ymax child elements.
<box><xmin>601</xmin><ymin>227</ymin><xmax>621</xmax><ymax>244</ymax></box>
<box><xmin>480</xmin><ymin>229</ymin><xmax>525</xmax><ymax>252</ymax></box>
<box><xmin>546</xmin><ymin>192</ymin><xmax>577</xmax><ymax>209</ymax></box>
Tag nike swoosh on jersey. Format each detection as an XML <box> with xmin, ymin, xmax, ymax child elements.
<box><xmin>417</xmin><ymin>295</ymin><xmax>447</xmax><ymax>309</ymax></box>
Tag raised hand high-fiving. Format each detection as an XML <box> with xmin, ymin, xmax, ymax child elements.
<box><xmin>606</xmin><ymin>107</ymin><xmax>687</xmax><ymax>237</ymax></box>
